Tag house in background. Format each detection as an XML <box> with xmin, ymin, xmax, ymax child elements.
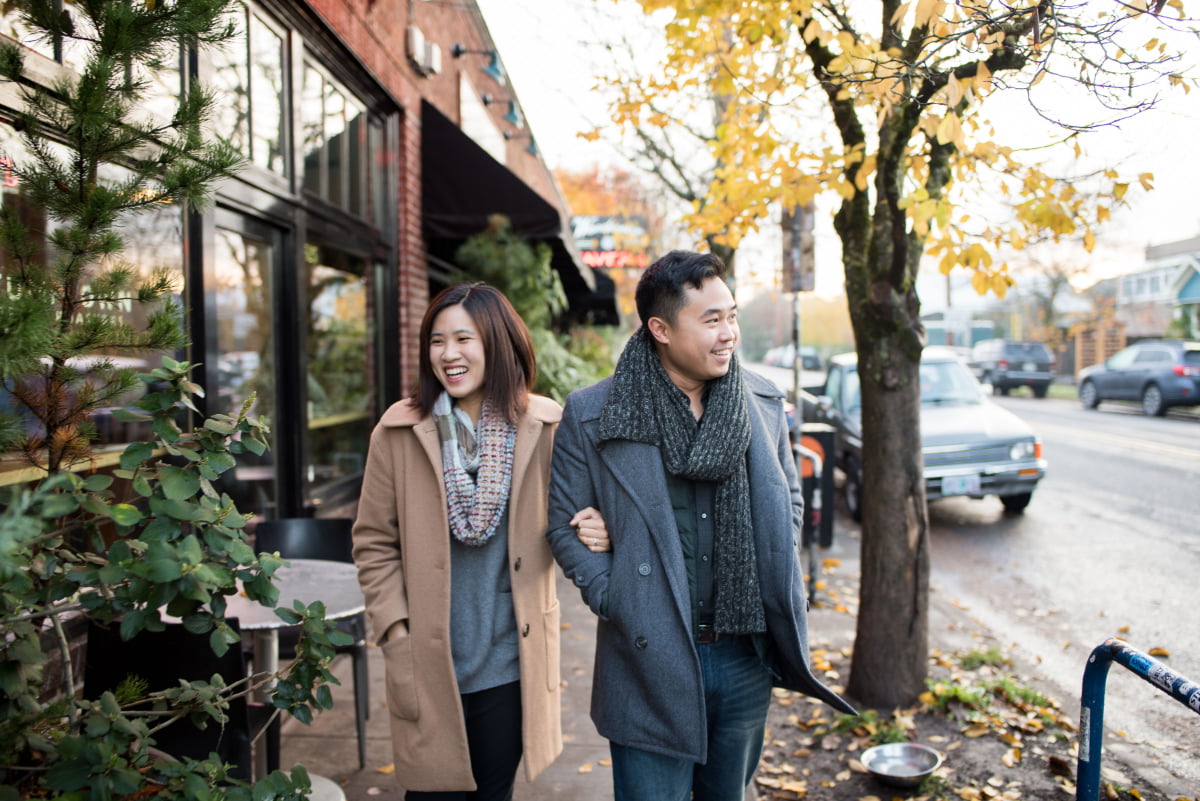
<box><xmin>1117</xmin><ymin>236</ymin><xmax>1200</xmax><ymax>340</ymax></box>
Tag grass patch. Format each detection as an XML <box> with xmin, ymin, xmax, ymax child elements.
<box><xmin>956</xmin><ymin>646</ymin><xmax>1010</xmax><ymax>670</ymax></box>
<box><xmin>828</xmin><ymin>708</ymin><xmax>912</xmax><ymax>745</ymax></box>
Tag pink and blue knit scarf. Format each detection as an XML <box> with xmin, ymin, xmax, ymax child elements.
<box><xmin>433</xmin><ymin>391</ymin><xmax>516</xmax><ymax>547</ymax></box>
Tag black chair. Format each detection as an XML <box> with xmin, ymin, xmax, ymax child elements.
<box><xmin>84</xmin><ymin>618</ymin><xmax>277</xmax><ymax>780</ymax></box>
<box><xmin>253</xmin><ymin>517</ymin><xmax>367</xmax><ymax>769</ymax></box>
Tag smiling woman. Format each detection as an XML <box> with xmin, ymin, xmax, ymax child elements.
<box><xmin>351</xmin><ymin>281</ymin><xmax>611</xmax><ymax>795</ymax></box>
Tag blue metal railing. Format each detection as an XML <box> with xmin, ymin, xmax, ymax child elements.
<box><xmin>1077</xmin><ymin>638</ymin><xmax>1200</xmax><ymax>800</ymax></box>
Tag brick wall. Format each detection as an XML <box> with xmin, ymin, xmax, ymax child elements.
<box><xmin>304</xmin><ymin>0</ymin><xmax>570</xmax><ymax>395</ymax></box>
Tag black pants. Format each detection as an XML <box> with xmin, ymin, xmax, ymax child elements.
<box><xmin>406</xmin><ymin>680</ymin><xmax>523</xmax><ymax>801</ymax></box>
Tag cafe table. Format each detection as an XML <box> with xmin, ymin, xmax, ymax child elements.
<box><xmin>224</xmin><ymin>558</ymin><xmax>366</xmax><ymax>782</ymax></box>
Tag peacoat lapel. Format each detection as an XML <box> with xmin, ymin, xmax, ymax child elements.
<box><xmin>508</xmin><ymin>415</ymin><xmax>543</xmax><ymax>516</ymax></box>
<box><xmin>591</xmin><ymin>433</ymin><xmax>692</xmax><ymax>620</ymax></box>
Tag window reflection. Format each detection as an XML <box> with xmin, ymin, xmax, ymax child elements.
<box><xmin>210</xmin><ymin>4</ymin><xmax>250</xmax><ymax>159</ymax></box>
<box><xmin>304</xmin><ymin>242</ymin><xmax>371</xmax><ymax>500</ymax></box>
<box><xmin>301</xmin><ymin>61</ymin><xmax>369</xmax><ymax>219</ymax></box>
<box><xmin>301</xmin><ymin>63</ymin><xmax>323</xmax><ymax>196</ymax></box>
<box><xmin>249</xmin><ymin>12</ymin><xmax>285</xmax><ymax>173</ymax></box>
<box><xmin>325</xmin><ymin>87</ymin><xmax>345</xmax><ymax>208</ymax></box>
<box><xmin>214</xmin><ymin>225</ymin><xmax>276</xmax><ymax>515</ymax></box>
<box><xmin>137</xmin><ymin>43</ymin><xmax>182</xmax><ymax>126</ymax></box>
<box><xmin>210</xmin><ymin>3</ymin><xmax>286</xmax><ymax>177</ymax></box>
<box><xmin>0</xmin><ymin>126</ymin><xmax>184</xmax><ymax>477</ymax></box>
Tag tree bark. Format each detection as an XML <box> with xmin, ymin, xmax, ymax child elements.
<box><xmin>839</xmin><ymin>101</ymin><xmax>932</xmax><ymax>708</ymax></box>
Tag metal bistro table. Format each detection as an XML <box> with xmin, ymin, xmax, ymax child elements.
<box><xmin>225</xmin><ymin>558</ymin><xmax>365</xmax><ymax>781</ymax></box>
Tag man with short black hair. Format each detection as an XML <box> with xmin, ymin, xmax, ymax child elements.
<box><xmin>547</xmin><ymin>250</ymin><xmax>853</xmax><ymax>801</ymax></box>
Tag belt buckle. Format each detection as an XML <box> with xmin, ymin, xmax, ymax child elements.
<box><xmin>696</xmin><ymin>624</ymin><xmax>719</xmax><ymax>644</ymax></box>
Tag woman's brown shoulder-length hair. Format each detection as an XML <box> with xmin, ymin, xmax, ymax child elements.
<box><xmin>412</xmin><ymin>283</ymin><xmax>537</xmax><ymax>424</ymax></box>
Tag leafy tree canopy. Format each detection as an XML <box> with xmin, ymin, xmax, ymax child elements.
<box><xmin>603</xmin><ymin>0</ymin><xmax>1196</xmax><ymax>299</ymax></box>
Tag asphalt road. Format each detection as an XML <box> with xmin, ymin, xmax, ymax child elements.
<box><xmin>923</xmin><ymin>392</ymin><xmax>1200</xmax><ymax>794</ymax></box>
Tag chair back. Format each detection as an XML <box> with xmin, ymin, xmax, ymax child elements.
<box><xmin>83</xmin><ymin>619</ymin><xmax>254</xmax><ymax>778</ymax></box>
<box><xmin>254</xmin><ymin>517</ymin><xmax>354</xmax><ymax>563</ymax></box>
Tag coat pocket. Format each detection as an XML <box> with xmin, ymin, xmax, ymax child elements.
<box><xmin>381</xmin><ymin>633</ymin><xmax>420</xmax><ymax>720</ymax></box>
<box><xmin>543</xmin><ymin>599</ymin><xmax>561</xmax><ymax>692</ymax></box>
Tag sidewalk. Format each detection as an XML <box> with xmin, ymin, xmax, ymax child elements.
<box><xmin>282</xmin><ymin>537</ymin><xmax>873</xmax><ymax>799</ymax></box>
<box><xmin>278</xmin><ymin>562</ymin><xmax>614</xmax><ymax>800</ymax></box>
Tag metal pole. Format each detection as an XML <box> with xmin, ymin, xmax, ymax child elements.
<box><xmin>1076</xmin><ymin>638</ymin><xmax>1200</xmax><ymax>800</ymax></box>
<box><xmin>792</xmin><ymin>289</ymin><xmax>802</xmax><ymax>424</ymax></box>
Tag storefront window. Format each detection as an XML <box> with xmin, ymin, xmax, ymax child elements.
<box><xmin>210</xmin><ymin>3</ymin><xmax>287</xmax><ymax>177</ymax></box>
<box><xmin>303</xmin><ymin>241</ymin><xmax>371</xmax><ymax>502</ymax></box>
<box><xmin>300</xmin><ymin>61</ymin><xmax>370</xmax><ymax>219</ymax></box>
<box><xmin>325</xmin><ymin>87</ymin><xmax>346</xmax><ymax>208</ymax></box>
<box><xmin>249</xmin><ymin>12</ymin><xmax>285</xmax><ymax>174</ymax></box>
<box><xmin>212</xmin><ymin>221</ymin><xmax>276</xmax><ymax>516</ymax></box>
<box><xmin>0</xmin><ymin>126</ymin><xmax>184</xmax><ymax>483</ymax></box>
<box><xmin>301</xmin><ymin>63</ymin><xmax>323</xmax><ymax>196</ymax></box>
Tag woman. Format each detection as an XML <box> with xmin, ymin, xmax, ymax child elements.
<box><xmin>352</xmin><ymin>283</ymin><xmax>608</xmax><ymax>800</ymax></box>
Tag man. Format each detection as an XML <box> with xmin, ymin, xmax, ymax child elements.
<box><xmin>546</xmin><ymin>251</ymin><xmax>854</xmax><ymax>801</ymax></box>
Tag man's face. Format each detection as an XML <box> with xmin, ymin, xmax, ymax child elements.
<box><xmin>650</xmin><ymin>276</ymin><xmax>738</xmax><ymax>390</ymax></box>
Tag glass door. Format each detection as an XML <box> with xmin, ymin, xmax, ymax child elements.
<box><xmin>210</xmin><ymin>209</ymin><xmax>284</xmax><ymax>518</ymax></box>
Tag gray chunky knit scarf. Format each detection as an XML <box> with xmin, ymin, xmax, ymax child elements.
<box><xmin>598</xmin><ymin>327</ymin><xmax>766</xmax><ymax>635</ymax></box>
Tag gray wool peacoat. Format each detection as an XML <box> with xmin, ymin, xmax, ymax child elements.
<box><xmin>546</xmin><ymin>369</ymin><xmax>855</xmax><ymax>765</ymax></box>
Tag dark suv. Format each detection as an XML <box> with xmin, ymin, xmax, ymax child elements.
<box><xmin>969</xmin><ymin>339</ymin><xmax>1056</xmax><ymax>397</ymax></box>
<box><xmin>1078</xmin><ymin>339</ymin><xmax>1200</xmax><ymax>416</ymax></box>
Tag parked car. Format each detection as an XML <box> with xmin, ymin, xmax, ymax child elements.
<box><xmin>968</xmin><ymin>339</ymin><xmax>1056</xmax><ymax>397</ymax></box>
<box><xmin>812</xmin><ymin>348</ymin><xmax>1046</xmax><ymax>520</ymax></box>
<box><xmin>1077</xmin><ymin>339</ymin><xmax>1200</xmax><ymax>416</ymax></box>
<box><xmin>763</xmin><ymin>343</ymin><xmax>823</xmax><ymax>371</ymax></box>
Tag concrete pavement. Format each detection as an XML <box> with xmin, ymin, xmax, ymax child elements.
<box><xmin>278</xmin><ymin>533</ymin><xmax>870</xmax><ymax>800</ymax></box>
<box><xmin>278</xmin><ymin>562</ymin><xmax>616</xmax><ymax>800</ymax></box>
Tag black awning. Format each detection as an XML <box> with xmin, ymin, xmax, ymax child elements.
<box><xmin>420</xmin><ymin>102</ymin><xmax>609</xmax><ymax>318</ymax></box>
<box><xmin>422</xmin><ymin>100</ymin><xmax>562</xmax><ymax>240</ymax></box>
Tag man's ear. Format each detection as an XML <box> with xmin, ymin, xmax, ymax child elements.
<box><xmin>646</xmin><ymin>316</ymin><xmax>671</xmax><ymax>345</ymax></box>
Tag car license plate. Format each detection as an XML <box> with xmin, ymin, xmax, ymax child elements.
<box><xmin>1023</xmin><ymin>361</ymin><xmax>1036</xmax><ymax>371</ymax></box>
<box><xmin>942</xmin><ymin>474</ymin><xmax>981</xmax><ymax>496</ymax></box>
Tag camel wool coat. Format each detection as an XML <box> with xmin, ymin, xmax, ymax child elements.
<box><xmin>352</xmin><ymin>395</ymin><xmax>564</xmax><ymax>792</ymax></box>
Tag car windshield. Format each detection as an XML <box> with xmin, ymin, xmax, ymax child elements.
<box><xmin>920</xmin><ymin>360</ymin><xmax>982</xmax><ymax>404</ymax></box>
<box><xmin>1005</xmin><ymin>343</ymin><xmax>1048</xmax><ymax>359</ymax></box>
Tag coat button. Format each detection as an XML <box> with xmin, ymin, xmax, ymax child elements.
<box><xmin>637</xmin><ymin>563</ymin><xmax>651</xmax><ymax>576</ymax></box>
<box><xmin>514</xmin><ymin>557</ymin><xmax>522</xmax><ymax>571</ymax></box>
<box><xmin>522</xmin><ymin>623</ymin><xmax>530</xmax><ymax>637</ymax></box>
<box><xmin>635</xmin><ymin>636</ymin><xmax>648</xmax><ymax>649</ymax></box>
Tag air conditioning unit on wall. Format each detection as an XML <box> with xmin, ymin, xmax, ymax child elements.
<box><xmin>406</xmin><ymin>25</ymin><xmax>440</xmax><ymax>76</ymax></box>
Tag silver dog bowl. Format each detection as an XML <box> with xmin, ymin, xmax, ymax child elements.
<box><xmin>860</xmin><ymin>742</ymin><xmax>944</xmax><ymax>787</ymax></box>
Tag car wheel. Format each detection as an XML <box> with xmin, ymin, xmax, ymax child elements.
<box><xmin>991</xmin><ymin>378</ymin><xmax>1004</xmax><ymax>396</ymax></box>
<box><xmin>1079</xmin><ymin>380</ymin><xmax>1099</xmax><ymax>409</ymax></box>
<box><xmin>844</xmin><ymin>464</ymin><xmax>863</xmax><ymax>522</ymax></box>
<box><xmin>1001</xmin><ymin>492</ymin><xmax>1032</xmax><ymax>514</ymax></box>
<box><xmin>1142</xmin><ymin>383</ymin><xmax>1166</xmax><ymax>416</ymax></box>
<box><xmin>1032</xmin><ymin>384</ymin><xmax>1048</xmax><ymax>399</ymax></box>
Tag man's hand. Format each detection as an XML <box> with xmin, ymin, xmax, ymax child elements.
<box><xmin>571</xmin><ymin>506</ymin><xmax>611</xmax><ymax>553</ymax></box>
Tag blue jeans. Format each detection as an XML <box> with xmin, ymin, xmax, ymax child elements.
<box><xmin>611</xmin><ymin>635</ymin><xmax>772</xmax><ymax>801</ymax></box>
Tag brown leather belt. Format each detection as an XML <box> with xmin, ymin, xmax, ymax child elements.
<box><xmin>696</xmin><ymin>624</ymin><xmax>724</xmax><ymax>644</ymax></box>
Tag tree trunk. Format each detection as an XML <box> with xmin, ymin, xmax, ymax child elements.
<box><xmin>838</xmin><ymin>110</ymin><xmax>932</xmax><ymax>706</ymax></box>
<box><xmin>846</xmin><ymin>336</ymin><xmax>930</xmax><ymax>707</ymax></box>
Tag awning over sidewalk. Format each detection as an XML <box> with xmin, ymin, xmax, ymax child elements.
<box><xmin>421</xmin><ymin>101</ymin><xmax>616</xmax><ymax>323</ymax></box>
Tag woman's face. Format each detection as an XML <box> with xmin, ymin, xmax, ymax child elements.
<box><xmin>429</xmin><ymin>303</ymin><xmax>487</xmax><ymax>420</ymax></box>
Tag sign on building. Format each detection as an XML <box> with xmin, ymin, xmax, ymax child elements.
<box><xmin>572</xmin><ymin>215</ymin><xmax>651</xmax><ymax>270</ymax></box>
